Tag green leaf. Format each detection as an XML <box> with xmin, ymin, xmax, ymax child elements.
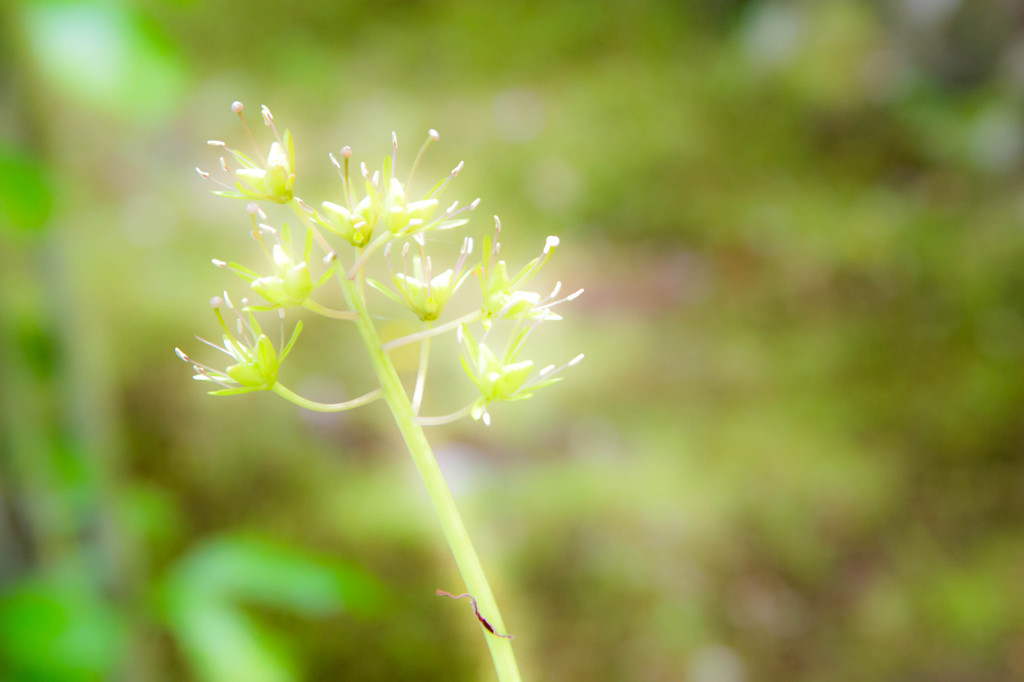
<box><xmin>0</xmin><ymin>575</ymin><xmax>125</xmax><ymax>680</ymax></box>
<box><xmin>20</xmin><ymin>3</ymin><xmax>185</xmax><ymax>122</ymax></box>
<box><xmin>0</xmin><ymin>147</ymin><xmax>52</xmax><ymax>234</ymax></box>
<box><xmin>160</xmin><ymin>536</ymin><xmax>384</xmax><ymax>682</ymax></box>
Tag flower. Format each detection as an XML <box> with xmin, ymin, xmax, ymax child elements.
<box><xmin>457</xmin><ymin>324</ymin><xmax>583</xmax><ymax>425</ymax></box>
<box><xmin>369</xmin><ymin>236</ymin><xmax>473</xmax><ymax>321</ymax></box>
<box><xmin>212</xmin><ymin>213</ymin><xmax>335</xmax><ymax>311</ymax></box>
<box><xmin>199</xmin><ymin>103</ymin><xmax>295</xmax><ymax>204</ymax></box>
<box><xmin>175</xmin><ymin>295</ymin><xmax>302</xmax><ymax>395</ymax></box>
<box><xmin>478</xmin><ymin>220</ymin><xmax>582</xmax><ymax>323</ymax></box>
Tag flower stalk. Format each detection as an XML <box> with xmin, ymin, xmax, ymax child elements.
<box><xmin>181</xmin><ymin>103</ymin><xmax>585</xmax><ymax>681</ymax></box>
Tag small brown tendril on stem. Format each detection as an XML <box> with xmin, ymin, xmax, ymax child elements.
<box><xmin>435</xmin><ymin>589</ymin><xmax>513</xmax><ymax>639</ymax></box>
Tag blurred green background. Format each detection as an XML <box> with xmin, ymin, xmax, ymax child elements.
<box><xmin>3</xmin><ymin>0</ymin><xmax>1024</xmax><ymax>680</ymax></box>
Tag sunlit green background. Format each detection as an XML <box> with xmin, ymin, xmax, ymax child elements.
<box><xmin>3</xmin><ymin>0</ymin><xmax>1024</xmax><ymax>680</ymax></box>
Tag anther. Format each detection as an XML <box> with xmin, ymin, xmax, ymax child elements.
<box><xmin>550</xmin><ymin>281</ymin><xmax>562</xmax><ymax>298</ymax></box>
<box><xmin>196</xmin><ymin>168</ymin><xmax>210</xmax><ymax>179</ymax></box>
<box><xmin>493</xmin><ymin>216</ymin><xmax>502</xmax><ymax>232</ymax></box>
<box><xmin>360</xmin><ymin>162</ymin><xmax>370</xmax><ymax>179</ymax></box>
<box><xmin>446</xmin><ymin>201</ymin><xmax>459</xmax><ymax>214</ymax></box>
<box><xmin>329</xmin><ymin>152</ymin><xmax>341</xmax><ymax>169</ymax></box>
<box><xmin>469</xmin><ymin>198</ymin><xmax>481</xmax><ymax>210</ymax></box>
<box><xmin>174</xmin><ymin>348</ymin><xmax>190</xmax><ymax>362</ymax></box>
<box><xmin>371</xmin><ymin>170</ymin><xmax>379</xmax><ymax>187</ymax></box>
<box><xmin>260</xmin><ymin>105</ymin><xmax>273</xmax><ymax>126</ymax></box>
<box><xmin>567</xmin><ymin>288</ymin><xmax>584</xmax><ymax>301</ymax></box>
<box><xmin>569</xmin><ymin>353</ymin><xmax>584</xmax><ymax>366</ymax></box>
<box><xmin>452</xmin><ymin>161</ymin><xmax>464</xmax><ymax>176</ymax></box>
<box><xmin>207</xmin><ymin>140</ymin><xmax>226</xmax><ymax>147</ymax></box>
<box><xmin>211</xmin><ymin>259</ymin><xmax>227</xmax><ymax>268</ymax></box>
<box><xmin>322</xmin><ymin>251</ymin><xmax>336</xmax><ymax>265</ymax></box>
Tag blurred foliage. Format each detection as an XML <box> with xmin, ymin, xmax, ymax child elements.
<box><xmin>2</xmin><ymin>0</ymin><xmax>1024</xmax><ymax>680</ymax></box>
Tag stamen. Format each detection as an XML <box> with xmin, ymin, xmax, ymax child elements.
<box><xmin>391</xmin><ymin>131</ymin><xmax>398</xmax><ymax>181</ymax></box>
<box><xmin>261</xmin><ymin>105</ymin><xmax>284</xmax><ymax>146</ymax></box>
<box><xmin>195</xmin><ymin>335</ymin><xmax>233</xmax><ymax>357</ymax></box>
<box><xmin>232</xmin><ymin>101</ymin><xmax>262</xmax><ymax>160</ymax></box>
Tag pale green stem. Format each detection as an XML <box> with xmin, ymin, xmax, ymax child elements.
<box><xmin>411</xmin><ymin>321</ymin><xmax>432</xmax><ymax>415</ymax></box>
<box><xmin>302</xmin><ymin>298</ymin><xmax>356</xmax><ymax>320</ymax></box>
<box><xmin>416</xmin><ymin>403</ymin><xmax>476</xmax><ymax>426</ymax></box>
<box><xmin>382</xmin><ymin>310</ymin><xmax>481</xmax><ymax>352</ymax></box>
<box><xmin>336</xmin><ymin>269</ymin><xmax>521</xmax><ymax>682</ymax></box>
<box><xmin>272</xmin><ymin>383</ymin><xmax>381</xmax><ymax>412</ymax></box>
<box><xmin>348</xmin><ymin>231</ymin><xmax>394</xmax><ymax>278</ymax></box>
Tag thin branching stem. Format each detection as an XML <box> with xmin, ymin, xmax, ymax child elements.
<box><xmin>382</xmin><ymin>310</ymin><xmax>481</xmax><ymax>352</ymax></box>
<box><xmin>272</xmin><ymin>384</ymin><xmax>381</xmax><ymax>412</ymax></box>
<box><xmin>411</xmin><ymin>321</ymin><xmax>432</xmax><ymax>415</ymax></box>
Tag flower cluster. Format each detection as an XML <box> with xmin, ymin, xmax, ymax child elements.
<box><xmin>181</xmin><ymin>101</ymin><xmax>583</xmax><ymax>424</ymax></box>
<box><xmin>176</xmin><ymin>293</ymin><xmax>302</xmax><ymax>396</ymax></box>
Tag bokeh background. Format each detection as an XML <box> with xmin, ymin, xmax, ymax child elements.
<box><xmin>3</xmin><ymin>0</ymin><xmax>1024</xmax><ymax>680</ymax></box>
